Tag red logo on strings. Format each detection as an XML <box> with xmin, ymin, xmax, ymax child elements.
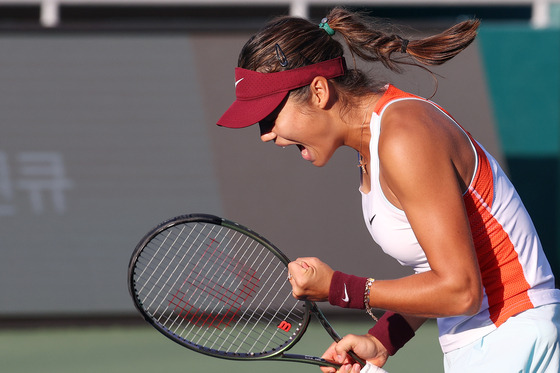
<box><xmin>278</xmin><ymin>320</ymin><xmax>292</xmax><ymax>332</ymax></box>
<box><xmin>167</xmin><ymin>238</ymin><xmax>260</xmax><ymax>330</ymax></box>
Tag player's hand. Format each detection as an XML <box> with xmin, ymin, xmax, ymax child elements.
<box><xmin>319</xmin><ymin>341</ymin><xmax>360</xmax><ymax>373</ymax></box>
<box><xmin>288</xmin><ymin>257</ymin><xmax>334</xmax><ymax>301</ymax></box>
<box><xmin>320</xmin><ymin>334</ymin><xmax>389</xmax><ymax>373</ymax></box>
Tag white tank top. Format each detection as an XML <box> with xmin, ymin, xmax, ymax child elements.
<box><xmin>361</xmin><ymin>85</ymin><xmax>560</xmax><ymax>352</ymax></box>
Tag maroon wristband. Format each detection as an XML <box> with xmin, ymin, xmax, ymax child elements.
<box><xmin>328</xmin><ymin>271</ymin><xmax>368</xmax><ymax>309</ymax></box>
<box><xmin>368</xmin><ymin>311</ymin><xmax>415</xmax><ymax>356</ymax></box>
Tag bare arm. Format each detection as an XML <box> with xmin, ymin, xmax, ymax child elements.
<box><xmin>367</xmin><ymin>100</ymin><xmax>482</xmax><ymax>317</ymax></box>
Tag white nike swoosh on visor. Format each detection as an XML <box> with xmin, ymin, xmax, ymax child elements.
<box><xmin>342</xmin><ymin>284</ymin><xmax>349</xmax><ymax>302</ymax></box>
<box><xmin>235</xmin><ymin>78</ymin><xmax>244</xmax><ymax>87</ymax></box>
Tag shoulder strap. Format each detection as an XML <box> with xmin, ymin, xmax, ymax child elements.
<box><xmin>373</xmin><ymin>85</ymin><xmax>420</xmax><ymax>115</ymax></box>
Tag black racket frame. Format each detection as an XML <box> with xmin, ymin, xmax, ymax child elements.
<box><xmin>128</xmin><ymin>213</ymin><xmax>362</xmax><ymax>368</ymax></box>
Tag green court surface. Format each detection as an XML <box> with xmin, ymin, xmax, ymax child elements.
<box><xmin>0</xmin><ymin>318</ymin><xmax>442</xmax><ymax>373</ymax></box>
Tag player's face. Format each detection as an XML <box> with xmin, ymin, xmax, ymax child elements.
<box><xmin>259</xmin><ymin>96</ymin><xmax>340</xmax><ymax>167</ymax></box>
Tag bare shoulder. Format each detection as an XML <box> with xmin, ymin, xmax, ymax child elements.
<box><xmin>380</xmin><ymin>99</ymin><xmax>452</xmax><ymax>135</ymax></box>
<box><xmin>377</xmin><ymin>98</ymin><xmax>475</xmax><ymax>195</ymax></box>
<box><xmin>378</xmin><ymin>99</ymin><xmax>466</xmax><ymax>156</ymax></box>
<box><xmin>378</xmin><ymin>100</ymin><xmax>442</xmax><ymax>159</ymax></box>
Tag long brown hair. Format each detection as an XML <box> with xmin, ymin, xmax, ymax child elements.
<box><xmin>238</xmin><ymin>7</ymin><xmax>480</xmax><ymax>104</ymax></box>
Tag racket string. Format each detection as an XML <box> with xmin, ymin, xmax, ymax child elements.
<box><xmin>141</xmin><ymin>224</ymin><xmax>202</xmax><ymax>313</ymax></box>
<box><xmin>133</xmin><ymin>221</ymin><xmax>307</xmax><ymax>355</ymax></box>
<box><xmin>193</xmin><ymin>231</ymin><xmax>294</xmax><ymax>351</ymax></box>
<box><xmin>180</xmin><ymin>228</ymin><xmax>264</xmax><ymax>342</ymax></box>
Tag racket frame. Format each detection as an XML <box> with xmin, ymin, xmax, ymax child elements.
<box><xmin>128</xmin><ymin>213</ymin><xmax>356</xmax><ymax>368</ymax></box>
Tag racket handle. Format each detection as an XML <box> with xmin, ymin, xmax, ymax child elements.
<box><xmin>308</xmin><ymin>302</ymin><xmax>368</xmax><ymax>368</ymax></box>
<box><xmin>347</xmin><ymin>350</ymin><xmax>366</xmax><ymax>367</ymax></box>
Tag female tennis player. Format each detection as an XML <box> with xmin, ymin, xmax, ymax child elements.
<box><xmin>216</xmin><ymin>7</ymin><xmax>560</xmax><ymax>373</ymax></box>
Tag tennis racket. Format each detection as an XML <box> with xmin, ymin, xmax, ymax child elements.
<box><xmin>128</xmin><ymin>213</ymin><xmax>387</xmax><ymax>371</ymax></box>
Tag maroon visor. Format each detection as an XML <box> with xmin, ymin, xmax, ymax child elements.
<box><xmin>217</xmin><ymin>56</ymin><xmax>347</xmax><ymax>128</ymax></box>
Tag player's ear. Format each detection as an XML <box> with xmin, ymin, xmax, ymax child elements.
<box><xmin>309</xmin><ymin>76</ymin><xmax>331</xmax><ymax>110</ymax></box>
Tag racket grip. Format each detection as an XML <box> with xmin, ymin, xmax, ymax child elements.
<box><xmin>347</xmin><ymin>350</ymin><xmax>366</xmax><ymax>367</ymax></box>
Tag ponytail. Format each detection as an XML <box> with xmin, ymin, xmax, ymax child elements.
<box><xmin>325</xmin><ymin>7</ymin><xmax>480</xmax><ymax>72</ymax></box>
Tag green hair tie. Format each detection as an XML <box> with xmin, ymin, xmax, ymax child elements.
<box><xmin>319</xmin><ymin>17</ymin><xmax>335</xmax><ymax>36</ymax></box>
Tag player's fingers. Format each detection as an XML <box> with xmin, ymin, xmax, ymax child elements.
<box><xmin>334</xmin><ymin>334</ymin><xmax>386</xmax><ymax>369</ymax></box>
<box><xmin>319</xmin><ymin>342</ymin><xmax>339</xmax><ymax>373</ymax></box>
<box><xmin>334</xmin><ymin>335</ymin><xmax>363</xmax><ymax>361</ymax></box>
<box><xmin>287</xmin><ymin>260</ymin><xmax>312</xmax><ymax>298</ymax></box>
<box><xmin>288</xmin><ymin>260</ymin><xmax>307</xmax><ymax>277</ymax></box>
<box><xmin>293</xmin><ymin>257</ymin><xmax>312</xmax><ymax>271</ymax></box>
<box><xmin>320</xmin><ymin>366</ymin><xmax>337</xmax><ymax>373</ymax></box>
<box><xmin>289</xmin><ymin>257</ymin><xmax>334</xmax><ymax>301</ymax></box>
<box><xmin>320</xmin><ymin>341</ymin><xmax>338</xmax><ymax>360</ymax></box>
<box><xmin>334</xmin><ymin>337</ymin><xmax>354</xmax><ymax>354</ymax></box>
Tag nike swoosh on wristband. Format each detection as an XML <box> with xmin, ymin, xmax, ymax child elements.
<box><xmin>369</xmin><ymin>214</ymin><xmax>376</xmax><ymax>225</ymax></box>
<box><xmin>235</xmin><ymin>78</ymin><xmax>244</xmax><ymax>87</ymax></box>
<box><xmin>342</xmin><ymin>284</ymin><xmax>349</xmax><ymax>302</ymax></box>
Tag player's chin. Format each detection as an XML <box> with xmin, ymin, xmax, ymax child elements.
<box><xmin>310</xmin><ymin>155</ymin><xmax>331</xmax><ymax>168</ymax></box>
<box><xmin>298</xmin><ymin>145</ymin><xmax>331</xmax><ymax>167</ymax></box>
<box><xmin>310</xmin><ymin>158</ymin><xmax>328</xmax><ymax>167</ymax></box>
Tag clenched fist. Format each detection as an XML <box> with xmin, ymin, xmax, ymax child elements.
<box><xmin>287</xmin><ymin>257</ymin><xmax>334</xmax><ymax>301</ymax></box>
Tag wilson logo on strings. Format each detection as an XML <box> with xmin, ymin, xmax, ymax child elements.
<box><xmin>277</xmin><ymin>320</ymin><xmax>292</xmax><ymax>332</ymax></box>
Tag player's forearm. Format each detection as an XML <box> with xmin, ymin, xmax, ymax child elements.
<box><xmin>369</xmin><ymin>270</ymin><xmax>482</xmax><ymax>318</ymax></box>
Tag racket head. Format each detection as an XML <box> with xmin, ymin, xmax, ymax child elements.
<box><xmin>128</xmin><ymin>213</ymin><xmax>311</xmax><ymax>361</ymax></box>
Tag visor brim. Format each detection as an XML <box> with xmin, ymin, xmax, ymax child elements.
<box><xmin>216</xmin><ymin>91</ymin><xmax>289</xmax><ymax>129</ymax></box>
